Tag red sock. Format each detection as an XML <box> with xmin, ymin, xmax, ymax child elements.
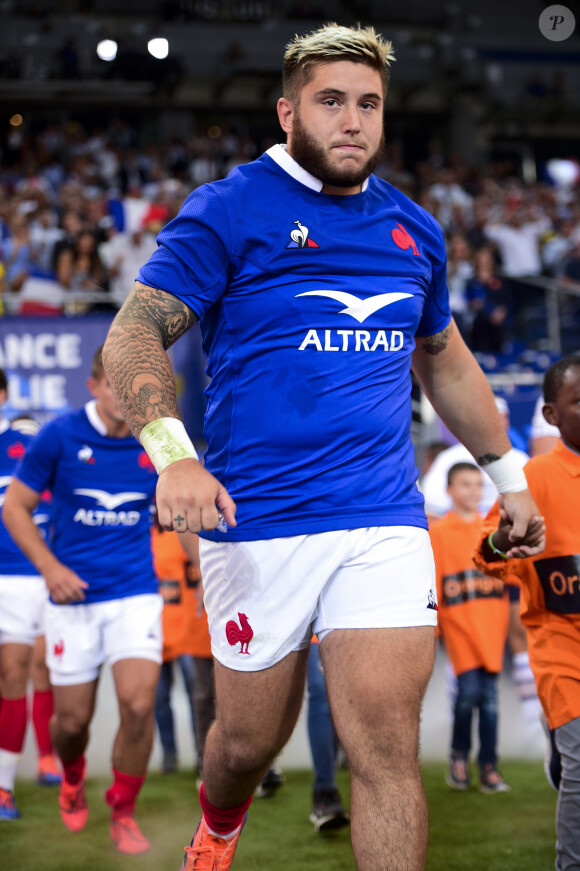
<box><xmin>199</xmin><ymin>782</ymin><xmax>252</xmax><ymax>835</ymax></box>
<box><xmin>62</xmin><ymin>754</ymin><xmax>86</xmax><ymax>786</ymax></box>
<box><xmin>105</xmin><ymin>769</ymin><xmax>146</xmax><ymax>821</ymax></box>
<box><xmin>32</xmin><ymin>690</ymin><xmax>54</xmax><ymax>758</ymax></box>
<box><xmin>0</xmin><ymin>697</ymin><xmax>28</xmax><ymax>753</ymax></box>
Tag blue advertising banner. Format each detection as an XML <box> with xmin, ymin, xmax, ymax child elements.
<box><xmin>0</xmin><ymin>316</ymin><xmax>207</xmax><ymax>440</ymax></box>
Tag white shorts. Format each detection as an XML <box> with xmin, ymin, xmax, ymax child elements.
<box><xmin>200</xmin><ymin>526</ymin><xmax>437</xmax><ymax>673</ymax></box>
<box><xmin>45</xmin><ymin>593</ymin><xmax>163</xmax><ymax>686</ymax></box>
<box><xmin>0</xmin><ymin>575</ymin><xmax>48</xmax><ymax>645</ymax></box>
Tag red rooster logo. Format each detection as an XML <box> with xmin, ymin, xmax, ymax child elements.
<box><xmin>225</xmin><ymin>612</ymin><xmax>253</xmax><ymax>655</ymax></box>
<box><xmin>391</xmin><ymin>223</ymin><xmax>420</xmax><ymax>256</ymax></box>
<box><xmin>53</xmin><ymin>639</ymin><xmax>64</xmax><ymax>657</ymax></box>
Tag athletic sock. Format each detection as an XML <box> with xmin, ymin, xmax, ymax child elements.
<box><xmin>512</xmin><ymin>651</ymin><xmax>542</xmax><ymax>722</ymax></box>
<box><xmin>0</xmin><ymin>749</ymin><xmax>21</xmax><ymax>793</ymax></box>
<box><xmin>105</xmin><ymin>768</ymin><xmax>146</xmax><ymax>820</ymax></box>
<box><xmin>32</xmin><ymin>689</ymin><xmax>55</xmax><ymax>758</ymax></box>
<box><xmin>62</xmin><ymin>754</ymin><xmax>86</xmax><ymax>786</ymax></box>
<box><xmin>0</xmin><ymin>696</ymin><xmax>28</xmax><ymax>754</ymax></box>
<box><xmin>199</xmin><ymin>781</ymin><xmax>252</xmax><ymax>837</ymax></box>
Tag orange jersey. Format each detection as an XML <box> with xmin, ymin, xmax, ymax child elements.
<box><xmin>430</xmin><ymin>511</ymin><xmax>509</xmax><ymax>676</ymax></box>
<box><xmin>151</xmin><ymin>527</ymin><xmax>211</xmax><ymax>661</ymax></box>
<box><xmin>474</xmin><ymin>440</ymin><xmax>580</xmax><ymax>729</ymax></box>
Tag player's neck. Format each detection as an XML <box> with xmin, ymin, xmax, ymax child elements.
<box><xmin>453</xmin><ymin>505</ymin><xmax>479</xmax><ymax>521</ymax></box>
<box><xmin>95</xmin><ymin>402</ymin><xmax>131</xmax><ymax>438</ymax></box>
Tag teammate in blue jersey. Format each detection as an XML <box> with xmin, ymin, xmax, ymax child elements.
<box><xmin>0</xmin><ymin>375</ymin><xmax>56</xmax><ymax>820</ymax></box>
<box><xmin>103</xmin><ymin>23</ymin><xmax>545</xmax><ymax>871</ymax></box>
<box><xmin>2</xmin><ymin>347</ymin><xmax>161</xmax><ymax>855</ymax></box>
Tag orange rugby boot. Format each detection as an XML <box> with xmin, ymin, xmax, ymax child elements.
<box><xmin>180</xmin><ymin>816</ymin><xmax>243</xmax><ymax>870</ymax></box>
<box><xmin>58</xmin><ymin>777</ymin><xmax>89</xmax><ymax>832</ymax></box>
<box><xmin>110</xmin><ymin>815</ymin><xmax>151</xmax><ymax>854</ymax></box>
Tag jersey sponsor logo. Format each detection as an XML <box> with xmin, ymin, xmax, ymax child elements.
<box><xmin>296</xmin><ymin>290</ymin><xmax>412</xmax><ymax>324</ymax></box>
<box><xmin>73</xmin><ymin>488</ymin><xmax>147</xmax><ymax>527</ymax></box>
<box><xmin>78</xmin><ymin>445</ymin><xmax>96</xmax><ymax>464</ymax></box>
<box><xmin>534</xmin><ymin>554</ymin><xmax>580</xmax><ymax>614</ymax></box>
<box><xmin>299</xmin><ymin>328</ymin><xmax>404</xmax><ymax>352</ymax></box>
<box><xmin>442</xmin><ymin>569</ymin><xmax>504</xmax><ymax>606</ymax></box>
<box><xmin>7</xmin><ymin>441</ymin><xmax>25</xmax><ymax>460</ymax></box>
<box><xmin>225</xmin><ymin>611</ymin><xmax>253</xmax><ymax>654</ymax></box>
<box><xmin>74</xmin><ymin>489</ymin><xmax>147</xmax><ymax>510</ymax></box>
<box><xmin>286</xmin><ymin>220</ymin><xmax>320</xmax><ymax>249</ymax></box>
<box><xmin>391</xmin><ymin>223</ymin><xmax>420</xmax><ymax>255</ymax></box>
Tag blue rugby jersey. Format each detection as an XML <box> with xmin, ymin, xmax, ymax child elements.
<box><xmin>14</xmin><ymin>401</ymin><xmax>158</xmax><ymax>604</ymax></box>
<box><xmin>0</xmin><ymin>421</ymin><xmax>50</xmax><ymax>574</ymax></box>
<box><xmin>139</xmin><ymin>145</ymin><xmax>452</xmax><ymax>541</ymax></box>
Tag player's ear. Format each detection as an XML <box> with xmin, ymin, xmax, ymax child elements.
<box><xmin>86</xmin><ymin>376</ymin><xmax>97</xmax><ymax>398</ymax></box>
<box><xmin>542</xmin><ymin>402</ymin><xmax>559</xmax><ymax>428</ymax></box>
<box><xmin>277</xmin><ymin>97</ymin><xmax>294</xmax><ymax>135</ymax></box>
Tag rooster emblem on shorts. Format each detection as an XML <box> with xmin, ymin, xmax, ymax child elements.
<box><xmin>226</xmin><ymin>612</ymin><xmax>254</xmax><ymax>654</ymax></box>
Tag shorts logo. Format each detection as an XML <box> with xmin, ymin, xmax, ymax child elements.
<box><xmin>54</xmin><ymin>639</ymin><xmax>64</xmax><ymax>657</ymax></box>
<box><xmin>427</xmin><ymin>589</ymin><xmax>438</xmax><ymax>610</ymax></box>
<box><xmin>225</xmin><ymin>611</ymin><xmax>253</xmax><ymax>654</ymax></box>
<box><xmin>286</xmin><ymin>220</ymin><xmax>320</xmax><ymax>249</ymax></box>
<box><xmin>391</xmin><ymin>223</ymin><xmax>420</xmax><ymax>256</ymax></box>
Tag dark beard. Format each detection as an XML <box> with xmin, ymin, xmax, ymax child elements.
<box><xmin>289</xmin><ymin>112</ymin><xmax>384</xmax><ymax>189</ymax></box>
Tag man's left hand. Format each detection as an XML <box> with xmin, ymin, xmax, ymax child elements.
<box><xmin>497</xmin><ymin>490</ymin><xmax>545</xmax><ymax>558</ymax></box>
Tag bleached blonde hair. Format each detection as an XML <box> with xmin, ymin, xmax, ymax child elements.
<box><xmin>283</xmin><ymin>23</ymin><xmax>395</xmax><ymax>103</ymax></box>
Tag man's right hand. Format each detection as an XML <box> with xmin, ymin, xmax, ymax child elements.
<box><xmin>155</xmin><ymin>458</ymin><xmax>237</xmax><ymax>533</ymax></box>
<box><xmin>44</xmin><ymin>562</ymin><xmax>89</xmax><ymax>604</ymax></box>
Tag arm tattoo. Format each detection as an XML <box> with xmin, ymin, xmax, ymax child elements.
<box><xmin>102</xmin><ymin>283</ymin><xmax>197</xmax><ymax>437</ymax></box>
<box><xmin>419</xmin><ymin>323</ymin><xmax>454</xmax><ymax>356</ymax></box>
<box><xmin>476</xmin><ymin>453</ymin><xmax>501</xmax><ymax>466</ymax></box>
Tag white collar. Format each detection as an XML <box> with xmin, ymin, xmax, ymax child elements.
<box><xmin>265</xmin><ymin>143</ymin><xmax>369</xmax><ymax>193</ymax></box>
<box><xmin>84</xmin><ymin>399</ymin><xmax>108</xmax><ymax>436</ymax></box>
<box><xmin>0</xmin><ymin>420</ymin><xmax>10</xmax><ymax>436</ymax></box>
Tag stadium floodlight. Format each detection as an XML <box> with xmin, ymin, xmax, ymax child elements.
<box><xmin>148</xmin><ymin>38</ymin><xmax>169</xmax><ymax>60</ymax></box>
<box><xmin>97</xmin><ymin>39</ymin><xmax>118</xmax><ymax>62</ymax></box>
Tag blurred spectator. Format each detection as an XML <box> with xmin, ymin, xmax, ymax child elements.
<box><xmin>465</xmin><ymin>246</ymin><xmax>512</xmax><ymax>353</ymax></box>
<box><xmin>51</xmin><ymin>209</ymin><xmax>84</xmax><ymax>273</ymax></box>
<box><xmin>1</xmin><ymin>214</ymin><xmax>35</xmax><ymax>294</ymax></box>
<box><xmin>29</xmin><ymin>207</ymin><xmax>62</xmax><ymax>278</ymax></box>
<box><xmin>55</xmin><ymin>229</ymin><xmax>109</xmax><ymax>309</ymax></box>
<box><xmin>99</xmin><ymin>226</ymin><xmax>158</xmax><ymax>308</ymax></box>
<box><xmin>542</xmin><ymin>215</ymin><xmax>577</xmax><ymax>276</ymax></box>
<box><xmin>484</xmin><ymin>206</ymin><xmax>550</xmax><ymax>278</ymax></box>
<box><xmin>446</xmin><ymin>233</ymin><xmax>474</xmax><ymax>339</ymax></box>
<box><xmin>429</xmin><ymin>168</ymin><xmax>473</xmax><ymax>233</ymax></box>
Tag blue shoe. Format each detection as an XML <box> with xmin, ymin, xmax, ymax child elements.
<box><xmin>0</xmin><ymin>788</ymin><xmax>21</xmax><ymax>820</ymax></box>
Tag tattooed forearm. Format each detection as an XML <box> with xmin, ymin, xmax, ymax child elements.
<box><xmin>419</xmin><ymin>322</ymin><xmax>454</xmax><ymax>356</ymax></box>
<box><xmin>476</xmin><ymin>453</ymin><xmax>501</xmax><ymax>466</ymax></box>
<box><xmin>102</xmin><ymin>282</ymin><xmax>197</xmax><ymax>437</ymax></box>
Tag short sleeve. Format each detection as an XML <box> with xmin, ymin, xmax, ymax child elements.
<box><xmin>137</xmin><ymin>185</ymin><xmax>231</xmax><ymax>320</ymax></box>
<box><xmin>415</xmin><ymin>221</ymin><xmax>452</xmax><ymax>338</ymax></box>
<box><xmin>14</xmin><ymin>421</ymin><xmax>61</xmax><ymax>495</ymax></box>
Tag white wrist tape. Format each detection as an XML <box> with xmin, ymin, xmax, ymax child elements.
<box><xmin>139</xmin><ymin>418</ymin><xmax>198</xmax><ymax>474</ymax></box>
<box><xmin>482</xmin><ymin>448</ymin><xmax>528</xmax><ymax>494</ymax></box>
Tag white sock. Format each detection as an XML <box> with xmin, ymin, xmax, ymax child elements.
<box><xmin>512</xmin><ymin>652</ymin><xmax>541</xmax><ymax>722</ymax></box>
<box><xmin>0</xmin><ymin>749</ymin><xmax>21</xmax><ymax>792</ymax></box>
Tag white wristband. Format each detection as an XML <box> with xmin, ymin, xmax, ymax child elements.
<box><xmin>482</xmin><ymin>448</ymin><xmax>527</xmax><ymax>494</ymax></box>
<box><xmin>139</xmin><ymin>418</ymin><xmax>198</xmax><ymax>474</ymax></box>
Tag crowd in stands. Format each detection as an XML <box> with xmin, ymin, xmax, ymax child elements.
<box><xmin>1</xmin><ymin>118</ymin><xmax>579</xmax><ymax>354</ymax></box>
